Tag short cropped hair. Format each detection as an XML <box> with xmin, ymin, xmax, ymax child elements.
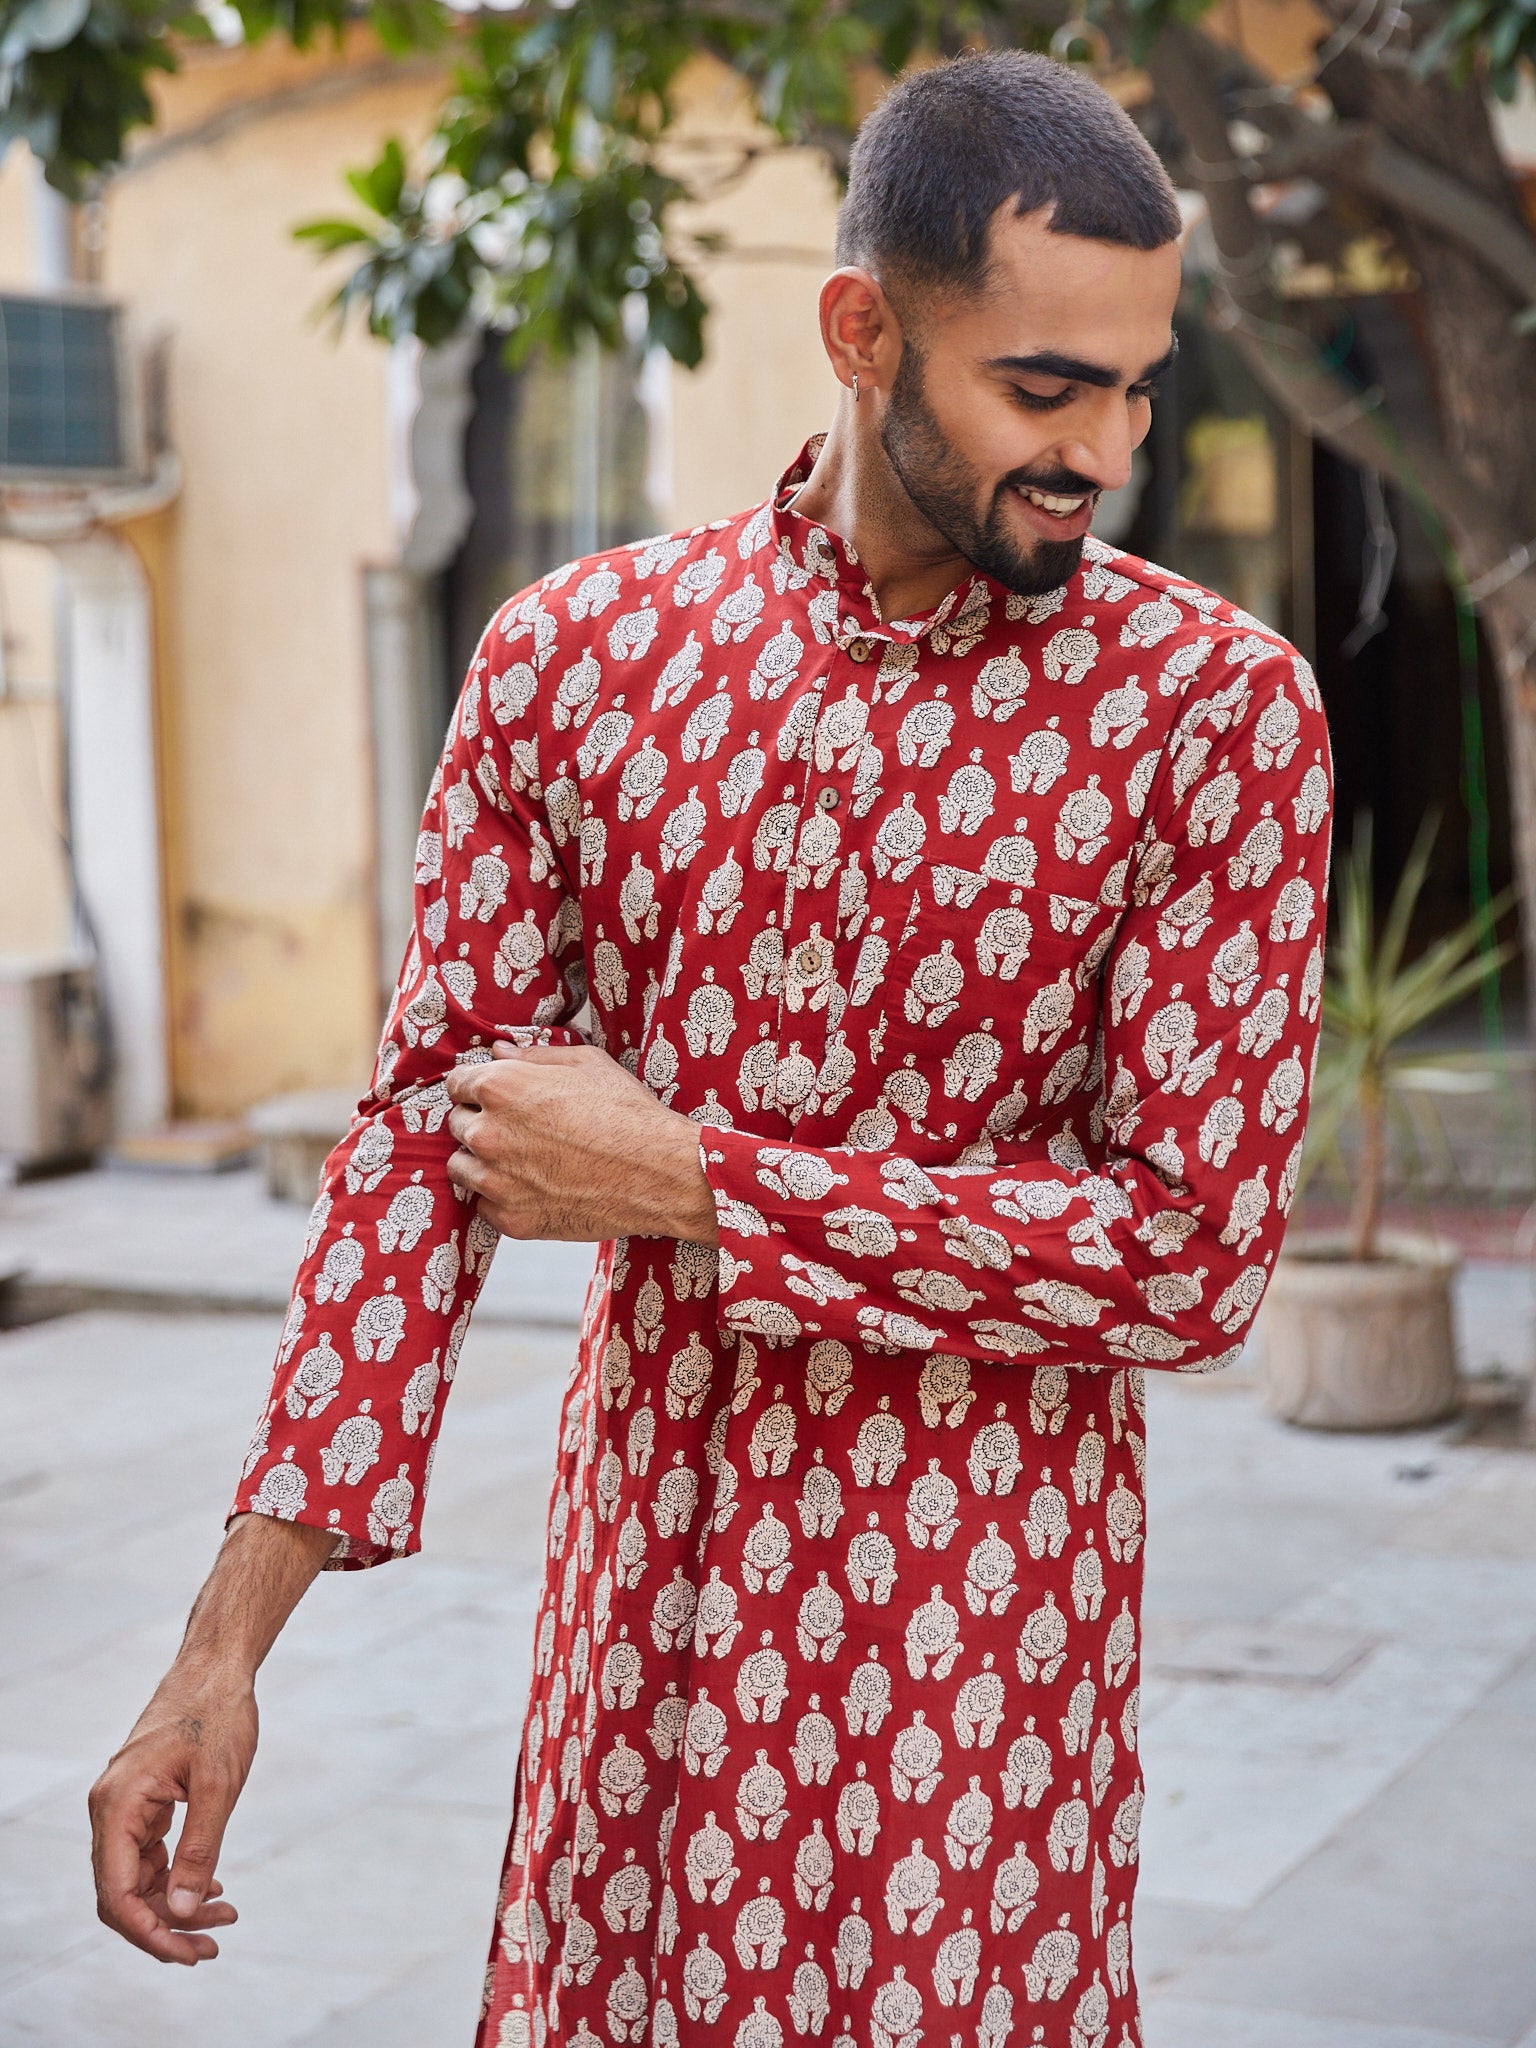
<box><xmin>836</xmin><ymin>50</ymin><xmax>1182</xmax><ymax>300</ymax></box>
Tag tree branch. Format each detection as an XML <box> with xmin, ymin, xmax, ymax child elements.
<box><xmin>1141</xmin><ymin>21</ymin><xmax>1520</xmax><ymax>581</ymax></box>
<box><xmin>1258</xmin><ymin>122</ymin><xmax>1536</xmax><ymax>313</ymax></box>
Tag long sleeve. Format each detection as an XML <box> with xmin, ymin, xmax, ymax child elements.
<box><xmin>702</xmin><ymin>646</ymin><xmax>1331</xmax><ymax>1375</ymax></box>
<box><xmin>232</xmin><ymin>595</ymin><xmax>587</xmax><ymax>1566</ymax></box>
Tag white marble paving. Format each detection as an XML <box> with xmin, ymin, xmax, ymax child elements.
<box><xmin>1144</xmin><ymin>1999</ymin><xmax>1505</xmax><ymax>2048</ymax></box>
<box><xmin>0</xmin><ymin>1165</ymin><xmax>596</xmax><ymax>1324</ymax></box>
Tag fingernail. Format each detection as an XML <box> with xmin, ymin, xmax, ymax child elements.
<box><xmin>169</xmin><ymin>1887</ymin><xmax>201</xmax><ymax>1915</ymax></box>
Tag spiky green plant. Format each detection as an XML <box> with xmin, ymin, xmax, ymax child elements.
<box><xmin>1312</xmin><ymin>813</ymin><xmax>1514</xmax><ymax>1264</ymax></box>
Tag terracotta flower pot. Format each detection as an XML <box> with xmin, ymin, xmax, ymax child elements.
<box><xmin>1259</xmin><ymin>1232</ymin><xmax>1462</xmax><ymax>1431</ymax></box>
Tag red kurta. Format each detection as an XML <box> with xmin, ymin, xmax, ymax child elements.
<box><xmin>235</xmin><ymin>439</ymin><xmax>1331</xmax><ymax>2048</ymax></box>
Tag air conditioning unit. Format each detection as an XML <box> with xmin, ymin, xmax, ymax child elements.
<box><xmin>0</xmin><ymin>955</ymin><xmax>113</xmax><ymax>1170</ymax></box>
<box><xmin>0</xmin><ymin>293</ymin><xmax>139</xmax><ymax>483</ymax></box>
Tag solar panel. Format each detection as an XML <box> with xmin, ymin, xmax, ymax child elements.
<box><xmin>0</xmin><ymin>294</ymin><xmax>129</xmax><ymax>478</ymax></box>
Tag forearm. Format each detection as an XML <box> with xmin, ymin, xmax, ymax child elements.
<box><xmin>176</xmin><ymin>1514</ymin><xmax>338</xmax><ymax>1681</ymax></box>
<box><xmin>701</xmin><ymin>1119</ymin><xmax>1292</xmax><ymax>1373</ymax></box>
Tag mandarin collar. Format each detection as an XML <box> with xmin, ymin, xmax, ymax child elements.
<box><xmin>767</xmin><ymin>435</ymin><xmax>996</xmax><ymax>651</ymax></box>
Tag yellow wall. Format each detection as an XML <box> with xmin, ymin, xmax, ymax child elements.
<box><xmin>665</xmin><ymin>58</ymin><xmax>843</xmax><ymax>527</ymax></box>
<box><xmin>0</xmin><ymin>141</ymin><xmax>31</xmax><ymax>287</ymax></box>
<box><xmin>100</xmin><ymin>44</ymin><xmax>446</xmax><ymax>1114</ymax></box>
<box><xmin>0</xmin><ymin>147</ymin><xmax>73</xmax><ymax>961</ymax></box>
<box><xmin>0</xmin><ymin>535</ymin><xmax>68</xmax><ymax>956</ymax></box>
<box><xmin>0</xmin><ymin>698</ymin><xmax>70</xmax><ymax>957</ymax></box>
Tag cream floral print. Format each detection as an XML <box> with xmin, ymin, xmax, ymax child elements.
<box><xmin>236</xmin><ymin>438</ymin><xmax>1332</xmax><ymax>2048</ymax></box>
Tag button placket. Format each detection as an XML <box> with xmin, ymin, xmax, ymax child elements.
<box><xmin>773</xmin><ymin>635</ymin><xmax>891</xmax><ymax>1117</ymax></box>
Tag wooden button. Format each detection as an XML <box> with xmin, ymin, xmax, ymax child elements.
<box><xmin>816</xmin><ymin>786</ymin><xmax>840</xmax><ymax>811</ymax></box>
<box><xmin>847</xmin><ymin>637</ymin><xmax>875</xmax><ymax>663</ymax></box>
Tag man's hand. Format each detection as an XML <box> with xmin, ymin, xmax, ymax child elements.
<box><xmin>90</xmin><ymin>1514</ymin><xmax>337</xmax><ymax>1964</ymax></box>
<box><xmin>445</xmin><ymin>1043</ymin><xmax>719</xmax><ymax>1244</ymax></box>
<box><xmin>88</xmin><ymin>1659</ymin><xmax>252</xmax><ymax>1964</ymax></box>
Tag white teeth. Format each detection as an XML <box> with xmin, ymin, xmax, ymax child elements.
<box><xmin>1021</xmin><ymin>486</ymin><xmax>1087</xmax><ymax>515</ymax></box>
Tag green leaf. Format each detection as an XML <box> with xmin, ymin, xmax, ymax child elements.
<box><xmin>1312</xmin><ymin>811</ymin><xmax>1514</xmax><ymax>1218</ymax></box>
<box><xmin>293</xmin><ymin>218</ymin><xmax>374</xmax><ymax>251</ymax></box>
<box><xmin>346</xmin><ymin>136</ymin><xmax>406</xmax><ymax>220</ymax></box>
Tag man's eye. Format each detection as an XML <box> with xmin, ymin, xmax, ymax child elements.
<box><xmin>1128</xmin><ymin>382</ymin><xmax>1161</xmax><ymax>404</ymax></box>
<box><xmin>1012</xmin><ymin>387</ymin><xmax>1073</xmax><ymax>413</ymax></box>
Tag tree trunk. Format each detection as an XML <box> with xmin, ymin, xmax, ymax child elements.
<box><xmin>1119</xmin><ymin>14</ymin><xmax>1536</xmax><ymax>1016</ymax></box>
<box><xmin>1314</xmin><ymin>50</ymin><xmax>1536</xmax><ymax>1025</ymax></box>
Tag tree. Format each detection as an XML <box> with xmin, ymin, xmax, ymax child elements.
<box><xmin>10</xmin><ymin>0</ymin><xmax>1536</xmax><ymax>996</ymax></box>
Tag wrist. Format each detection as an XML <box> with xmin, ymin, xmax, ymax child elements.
<box><xmin>664</xmin><ymin>1113</ymin><xmax>719</xmax><ymax>1244</ymax></box>
<box><xmin>169</xmin><ymin>1640</ymin><xmax>260</xmax><ymax>1693</ymax></box>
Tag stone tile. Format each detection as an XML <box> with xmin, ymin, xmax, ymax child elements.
<box><xmin>476</xmin><ymin>1235</ymin><xmax>597</xmax><ymax>1327</ymax></box>
<box><xmin>1482</xmin><ymin>1647</ymin><xmax>1536</xmax><ymax>1722</ymax></box>
<box><xmin>1278</xmin><ymin>1551</ymin><xmax>1536</xmax><ymax>1660</ymax></box>
<box><xmin>263</xmin><ymin>1599</ymin><xmax>539</xmax><ymax>1743</ymax></box>
<box><xmin>1147</xmin><ymin>1618</ymin><xmax>1374</xmax><ymax>1686</ymax></box>
<box><xmin>0</xmin><ymin>1617</ymin><xmax>189</xmax><ymax>1759</ymax></box>
<box><xmin>1</xmin><ymin>1559</ymin><xmax>187</xmax><ymax>1682</ymax></box>
<box><xmin>0</xmin><ymin>1164</ymin><xmax>594</xmax><ymax>1327</ymax></box>
<box><xmin>397</xmin><ymin>1721</ymin><xmax>522</xmax><ymax>1815</ymax></box>
<box><xmin>0</xmin><ymin>1166</ymin><xmax>313</xmax><ymax>1304</ymax></box>
<box><xmin>1454</xmin><ymin>1259</ymin><xmax>1536</xmax><ymax>1382</ymax></box>
<box><xmin>1143</xmin><ymin>1997</ymin><xmax>1504</xmax><ymax>2048</ymax></box>
<box><xmin>0</xmin><ymin>1815</ymin><xmax>101</xmax><ymax>1991</ymax></box>
<box><xmin>289</xmin><ymin>1941</ymin><xmax>490</xmax><ymax>2048</ymax></box>
<box><xmin>1138</xmin><ymin>1635</ymin><xmax>1517</xmax><ymax>1911</ymax></box>
<box><xmin>1169</xmin><ymin>1689</ymin><xmax>1536</xmax><ymax>2037</ymax></box>
<box><xmin>1130</xmin><ymin>1896</ymin><xmax>1234</xmax><ymax>1989</ymax></box>
<box><xmin>221</xmin><ymin>1796</ymin><xmax>507</xmax><ymax>1977</ymax></box>
<box><xmin>1391</xmin><ymin>1462</ymin><xmax>1536</xmax><ymax>1560</ymax></box>
<box><xmin>1169</xmin><ymin>1855</ymin><xmax>1536</xmax><ymax>2042</ymax></box>
<box><xmin>0</xmin><ymin>1931</ymin><xmax>382</xmax><ymax>2047</ymax></box>
<box><xmin>0</xmin><ymin>1748</ymin><xmax>90</xmax><ymax>1826</ymax></box>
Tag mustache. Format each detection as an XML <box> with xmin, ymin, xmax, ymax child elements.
<box><xmin>1000</xmin><ymin>464</ymin><xmax>1101</xmax><ymax>499</ymax></box>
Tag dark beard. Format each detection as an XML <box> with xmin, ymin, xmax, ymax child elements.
<box><xmin>879</xmin><ymin>343</ymin><xmax>1091</xmax><ymax>599</ymax></box>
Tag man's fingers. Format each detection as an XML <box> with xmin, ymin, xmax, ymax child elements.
<box><xmin>164</xmin><ymin>1767</ymin><xmax>238</xmax><ymax>1923</ymax></box>
<box><xmin>93</xmin><ymin>1788</ymin><xmax>217</xmax><ymax>1965</ymax></box>
<box><xmin>447</xmin><ymin>1147</ymin><xmax>490</xmax><ymax>1197</ymax></box>
<box><xmin>445</xmin><ymin>1103</ymin><xmax>480</xmax><ymax>1150</ymax></box>
<box><xmin>109</xmin><ymin>1885</ymin><xmax>215</xmax><ymax>1963</ymax></box>
<box><xmin>92</xmin><ymin>1784</ymin><xmax>164</xmax><ymax>1925</ymax></box>
<box><xmin>155</xmin><ymin>1883</ymin><xmax>238</xmax><ymax>1933</ymax></box>
<box><xmin>444</xmin><ymin>1062</ymin><xmax>488</xmax><ymax>1107</ymax></box>
<box><xmin>490</xmin><ymin>1040</ymin><xmax>594</xmax><ymax>1065</ymax></box>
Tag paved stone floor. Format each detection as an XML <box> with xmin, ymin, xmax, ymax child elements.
<box><xmin>3</xmin><ymin>1174</ymin><xmax>1536</xmax><ymax>2046</ymax></box>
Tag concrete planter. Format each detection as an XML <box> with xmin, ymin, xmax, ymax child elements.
<box><xmin>1260</xmin><ymin>1233</ymin><xmax>1462</xmax><ymax>1431</ymax></box>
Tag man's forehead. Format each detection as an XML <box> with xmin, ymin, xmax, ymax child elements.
<box><xmin>949</xmin><ymin>210</ymin><xmax>1181</xmax><ymax>376</ymax></box>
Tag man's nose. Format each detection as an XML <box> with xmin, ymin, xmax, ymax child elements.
<box><xmin>1056</xmin><ymin>406</ymin><xmax>1135</xmax><ymax>497</ymax></box>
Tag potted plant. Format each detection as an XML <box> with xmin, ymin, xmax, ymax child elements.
<box><xmin>1261</xmin><ymin>815</ymin><xmax>1513</xmax><ymax>1430</ymax></box>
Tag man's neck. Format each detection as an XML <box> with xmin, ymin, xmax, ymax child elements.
<box><xmin>786</xmin><ymin>403</ymin><xmax>975</xmax><ymax>624</ymax></box>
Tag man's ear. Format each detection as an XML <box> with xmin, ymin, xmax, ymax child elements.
<box><xmin>818</xmin><ymin>266</ymin><xmax>900</xmax><ymax>400</ymax></box>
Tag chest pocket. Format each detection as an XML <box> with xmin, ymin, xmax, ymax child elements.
<box><xmin>848</xmin><ymin>854</ymin><xmax>1121</xmax><ymax>1133</ymax></box>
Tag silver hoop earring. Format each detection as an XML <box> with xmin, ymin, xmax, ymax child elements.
<box><xmin>852</xmin><ymin>372</ymin><xmax>860</xmax><ymax>403</ymax></box>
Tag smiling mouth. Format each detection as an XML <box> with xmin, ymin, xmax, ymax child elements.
<box><xmin>1016</xmin><ymin>484</ymin><xmax>1095</xmax><ymax>518</ymax></box>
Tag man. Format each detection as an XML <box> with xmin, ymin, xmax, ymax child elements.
<box><xmin>91</xmin><ymin>49</ymin><xmax>1330</xmax><ymax>2048</ymax></box>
